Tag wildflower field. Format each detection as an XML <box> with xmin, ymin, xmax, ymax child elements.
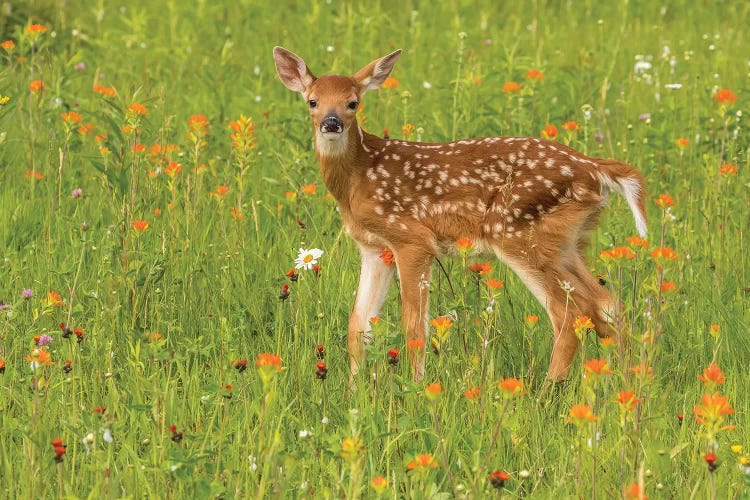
<box><xmin>1</xmin><ymin>1</ymin><xmax>749</xmax><ymax>498</ymax></box>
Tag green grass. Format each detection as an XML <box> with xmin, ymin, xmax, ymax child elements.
<box><xmin>0</xmin><ymin>0</ymin><xmax>748</xmax><ymax>498</ymax></box>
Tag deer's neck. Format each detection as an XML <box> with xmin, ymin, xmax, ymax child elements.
<box><xmin>314</xmin><ymin>123</ymin><xmax>382</xmax><ymax>210</ymax></box>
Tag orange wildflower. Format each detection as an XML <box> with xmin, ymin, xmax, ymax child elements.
<box><xmin>676</xmin><ymin>138</ymin><xmax>689</xmax><ymax>148</ymax></box>
<box><xmin>600</xmin><ymin>337</ymin><xmax>617</xmax><ymax>348</ymax></box>
<box><xmin>132</xmin><ymin>143</ymin><xmax>147</xmax><ymax>153</ymax></box>
<box><xmin>526</xmin><ymin>69</ymin><xmax>544</xmax><ymax>81</ymax></box>
<box><xmin>370</xmin><ymin>476</ymin><xmax>388</xmax><ymax>493</ymax></box>
<box><xmin>127</xmin><ymin>103</ymin><xmax>148</xmax><ymax>115</ymax></box>
<box><xmin>616</xmin><ymin>390</ymin><xmax>641</xmax><ymax>412</ymax></box>
<box><xmin>567</xmin><ymin>404</ymin><xmax>597</xmax><ymax>425</ymax></box>
<box><xmin>26</xmin><ymin>349</ymin><xmax>54</xmax><ymax>369</ymax></box>
<box><xmin>623</xmin><ymin>483</ymin><xmax>648</xmax><ymax>499</ymax></box>
<box><xmin>583</xmin><ymin>358</ymin><xmax>612</xmax><ymax>382</ymax></box>
<box><xmin>25</xmin><ymin>170</ymin><xmax>43</xmax><ymax>180</ymax></box>
<box><xmin>694</xmin><ymin>393</ymin><xmax>735</xmax><ymax>430</ymax></box>
<box><xmin>381</xmin><ymin>77</ymin><xmax>399</xmax><ymax>89</ymax></box>
<box><xmin>27</xmin><ymin>24</ymin><xmax>47</xmax><ymax>34</ymax></box>
<box><xmin>654</xmin><ymin>193</ymin><xmax>674</xmax><ymax>207</ymax></box>
<box><xmin>187</xmin><ymin>114</ymin><xmax>209</xmax><ymax>134</ymax></box>
<box><xmin>484</xmin><ymin>278</ymin><xmax>504</xmax><ymax>290</ymax></box>
<box><xmin>379</xmin><ymin>248</ymin><xmax>395</xmax><ymax>266</ymax></box>
<box><xmin>497</xmin><ymin>377</ymin><xmax>525</xmax><ymax>398</ymax></box>
<box><xmin>402</xmin><ymin>123</ymin><xmax>415</xmax><ymax>137</ymax></box>
<box><xmin>650</xmin><ymin>246</ymin><xmax>679</xmax><ymax>261</ymax></box>
<box><xmin>93</xmin><ymin>84</ymin><xmax>117</xmax><ymax>97</ymax></box>
<box><xmin>406</xmin><ymin>453</ymin><xmax>438</xmax><ymax>471</ymax></box>
<box><xmin>600</xmin><ymin>246</ymin><xmax>636</xmax><ymax>260</ymax></box>
<box><xmin>340</xmin><ymin>436</ymin><xmax>366</xmax><ymax>461</ymax></box>
<box><xmin>467</xmin><ymin>262</ymin><xmax>491</xmax><ymax>276</ymax></box>
<box><xmin>659</xmin><ymin>281</ymin><xmax>677</xmax><ymax>292</ymax></box>
<box><xmin>132</xmin><ymin>220</ymin><xmax>149</xmax><ymax>231</ymax></box>
<box><xmin>541</xmin><ymin>124</ymin><xmax>558</xmax><ymax>139</ymax></box>
<box><xmin>463</xmin><ymin>386</ymin><xmax>481</xmax><ymax>401</ymax></box>
<box><xmin>230</xmin><ymin>206</ymin><xmax>244</xmax><ymax>220</ymax></box>
<box><xmin>709</xmin><ymin>324</ymin><xmax>720</xmax><ymax>338</ymax></box>
<box><xmin>561</xmin><ymin>121</ymin><xmax>580</xmax><ymax>131</ymax></box>
<box><xmin>573</xmin><ymin>316</ymin><xmax>594</xmax><ymax>335</ymax></box>
<box><xmin>407</xmin><ymin>338</ymin><xmax>425</xmax><ymax>351</ymax></box>
<box><xmin>456</xmin><ymin>237</ymin><xmax>475</xmax><ymax>256</ymax></box>
<box><xmin>719</xmin><ymin>164</ymin><xmax>738</xmax><ymax>176</ymax></box>
<box><xmin>165</xmin><ymin>161</ymin><xmax>182</xmax><ymax>177</ymax></box>
<box><xmin>1</xmin><ymin>40</ymin><xmax>14</xmax><ymax>50</ymax></box>
<box><xmin>46</xmin><ymin>291</ymin><xmax>65</xmax><ymax>307</ymax></box>
<box><xmin>301</xmin><ymin>184</ymin><xmax>317</xmax><ymax>195</ymax></box>
<box><xmin>630</xmin><ymin>363</ymin><xmax>653</xmax><ymax>378</ymax></box>
<box><xmin>229</xmin><ymin>115</ymin><xmax>257</xmax><ymax>153</ymax></box>
<box><xmin>29</xmin><ymin>80</ymin><xmax>44</xmax><ymax>93</ymax></box>
<box><xmin>626</xmin><ymin>235</ymin><xmax>649</xmax><ymax>248</ymax></box>
<box><xmin>61</xmin><ymin>111</ymin><xmax>83</xmax><ymax>124</ymax></box>
<box><xmin>697</xmin><ymin>363</ymin><xmax>726</xmax><ymax>388</ymax></box>
<box><xmin>695</xmin><ymin>393</ymin><xmax>735</xmax><ymax>420</ymax></box>
<box><xmin>424</xmin><ymin>382</ymin><xmax>442</xmax><ymax>401</ymax></box>
<box><xmin>216</xmin><ymin>185</ymin><xmax>229</xmax><ymax>196</ymax></box>
<box><xmin>715</xmin><ymin>88</ymin><xmax>737</xmax><ymax>106</ymax></box>
<box><xmin>502</xmin><ymin>81</ymin><xmax>521</xmax><ymax>93</ymax></box>
<box><xmin>525</xmin><ymin>314</ymin><xmax>539</xmax><ymax>325</ymax></box>
<box><xmin>256</xmin><ymin>352</ymin><xmax>283</xmax><ymax>385</ymax></box>
<box><xmin>429</xmin><ymin>316</ymin><xmax>453</xmax><ymax>331</ymax></box>
<box><xmin>77</xmin><ymin>123</ymin><xmax>94</xmax><ymax>135</ymax></box>
<box><xmin>430</xmin><ymin>317</ymin><xmax>453</xmax><ymax>345</ymax></box>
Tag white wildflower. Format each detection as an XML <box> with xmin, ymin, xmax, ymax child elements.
<box><xmin>294</xmin><ymin>248</ymin><xmax>323</xmax><ymax>270</ymax></box>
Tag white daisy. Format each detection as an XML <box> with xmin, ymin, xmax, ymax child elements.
<box><xmin>294</xmin><ymin>248</ymin><xmax>323</xmax><ymax>270</ymax></box>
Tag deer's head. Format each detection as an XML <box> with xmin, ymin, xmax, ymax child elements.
<box><xmin>273</xmin><ymin>46</ymin><xmax>401</xmax><ymax>154</ymax></box>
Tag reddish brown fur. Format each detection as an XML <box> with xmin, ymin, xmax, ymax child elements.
<box><xmin>274</xmin><ymin>47</ymin><xmax>647</xmax><ymax>384</ymax></box>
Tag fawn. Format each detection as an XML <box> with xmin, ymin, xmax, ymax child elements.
<box><xmin>273</xmin><ymin>46</ymin><xmax>647</xmax><ymax>384</ymax></box>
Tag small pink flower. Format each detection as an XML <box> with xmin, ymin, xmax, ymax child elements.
<box><xmin>71</xmin><ymin>188</ymin><xmax>83</xmax><ymax>198</ymax></box>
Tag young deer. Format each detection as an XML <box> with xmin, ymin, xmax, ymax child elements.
<box><xmin>273</xmin><ymin>46</ymin><xmax>647</xmax><ymax>384</ymax></box>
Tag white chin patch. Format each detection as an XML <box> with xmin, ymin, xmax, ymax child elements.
<box><xmin>316</xmin><ymin>130</ymin><xmax>348</xmax><ymax>156</ymax></box>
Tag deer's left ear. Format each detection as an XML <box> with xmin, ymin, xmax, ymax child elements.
<box><xmin>353</xmin><ymin>49</ymin><xmax>402</xmax><ymax>95</ymax></box>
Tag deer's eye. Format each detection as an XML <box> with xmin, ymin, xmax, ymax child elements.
<box><xmin>348</xmin><ymin>101</ymin><xmax>358</xmax><ymax>110</ymax></box>
<box><xmin>308</xmin><ymin>100</ymin><xmax>317</xmax><ymax>109</ymax></box>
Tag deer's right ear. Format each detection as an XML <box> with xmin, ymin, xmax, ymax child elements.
<box><xmin>273</xmin><ymin>47</ymin><xmax>316</xmax><ymax>94</ymax></box>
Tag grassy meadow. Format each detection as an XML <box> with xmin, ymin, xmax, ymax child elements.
<box><xmin>1</xmin><ymin>0</ymin><xmax>749</xmax><ymax>498</ymax></box>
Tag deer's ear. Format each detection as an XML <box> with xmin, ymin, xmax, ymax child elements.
<box><xmin>273</xmin><ymin>46</ymin><xmax>316</xmax><ymax>94</ymax></box>
<box><xmin>353</xmin><ymin>49</ymin><xmax>402</xmax><ymax>95</ymax></box>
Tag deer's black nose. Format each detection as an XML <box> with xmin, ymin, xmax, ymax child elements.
<box><xmin>321</xmin><ymin>115</ymin><xmax>343</xmax><ymax>133</ymax></box>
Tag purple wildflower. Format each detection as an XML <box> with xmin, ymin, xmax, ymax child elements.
<box><xmin>37</xmin><ymin>335</ymin><xmax>54</xmax><ymax>347</ymax></box>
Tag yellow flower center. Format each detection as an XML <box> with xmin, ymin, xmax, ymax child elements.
<box><xmin>304</xmin><ymin>254</ymin><xmax>314</xmax><ymax>263</ymax></box>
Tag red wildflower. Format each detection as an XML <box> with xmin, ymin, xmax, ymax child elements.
<box><xmin>488</xmin><ymin>469</ymin><xmax>510</xmax><ymax>488</ymax></box>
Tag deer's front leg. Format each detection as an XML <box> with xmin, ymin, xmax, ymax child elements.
<box><xmin>393</xmin><ymin>246</ymin><xmax>434</xmax><ymax>382</ymax></box>
<box><xmin>348</xmin><ymin>245</ymin><xmax>395</xmax><ymax>383</ymax></box>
